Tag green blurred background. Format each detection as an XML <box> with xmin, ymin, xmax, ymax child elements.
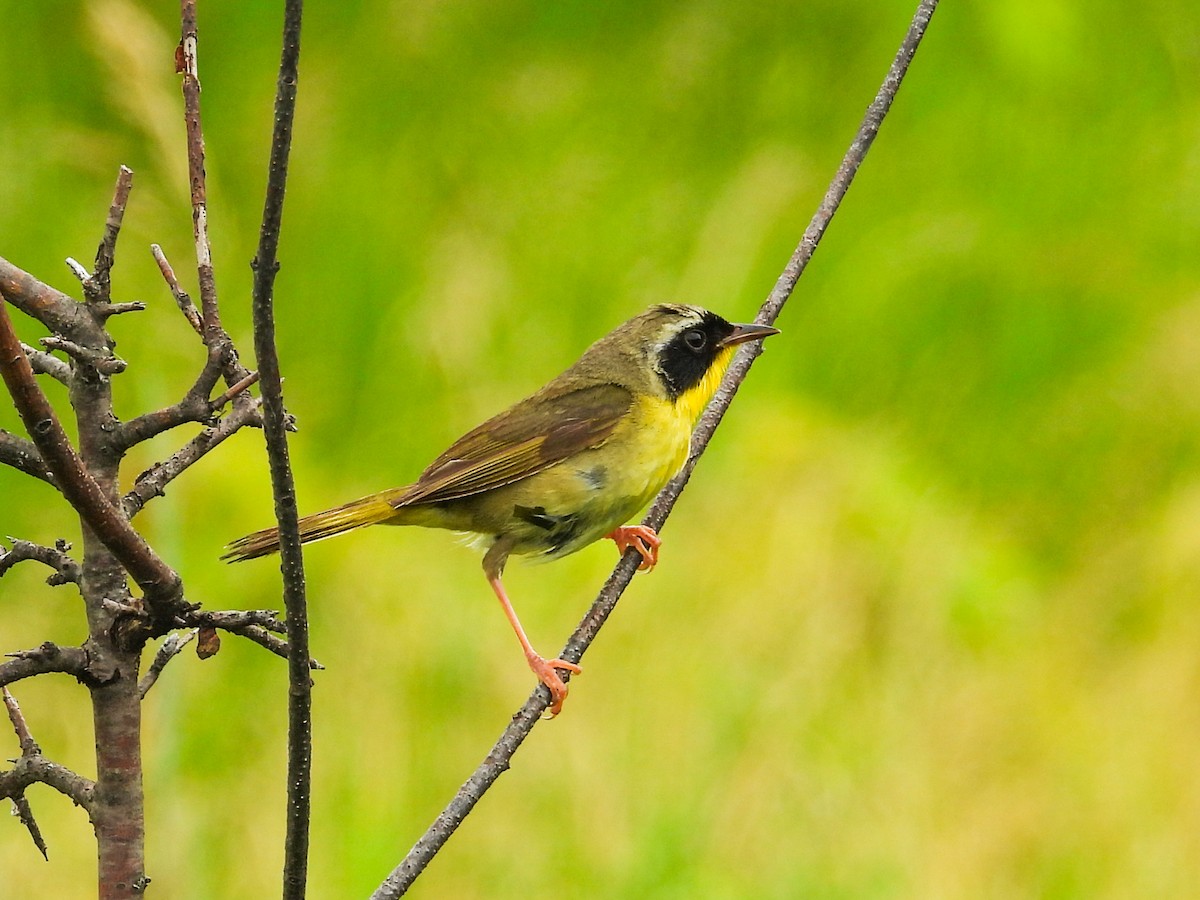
<box><xmin>3</xmin><ymin>0</ymin><xmax>1199</xmax><ymax>896</ymax></box>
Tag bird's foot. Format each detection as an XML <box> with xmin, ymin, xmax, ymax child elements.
<box><xmin>526</xmin><ymin>652</ymin><xmax>582</xmax><ymax>717</ymax></box>
<box><xmin>606</xmin><ymin>524</ymin><xmax>661</xmax><ymax>571</ymax></box>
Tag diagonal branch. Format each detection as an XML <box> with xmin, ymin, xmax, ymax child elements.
<box><xmin>122</xmin><ymin>393</ymin><xmax>263</xmax><ymax>519</ymax></box>
<box><xmin>0</xmin><ymin>428</ymin><xmax>54</xmax><ymax>484</ymax></box>
<box><xmin>138</xmin><ymin>630</ymin><xmax>197</xmax><ymax>698</ymax></box>
<box><xmin>0</xmin><ymin>256</ymin><xmax>95</xmax><ymax>341</ymax></box>
<box><xmin>370</xmin><ymin>0</ymin><xmax>942</xmax><ymax>895</ymax></box>
<box><xmin>22</xmin><ymin>342</ymin><xmax>72</xmax><ymax>383</ymax></box>
<box><xmin>0</xmin><ymin>297</ymin><xmax>184</xmax><ymax>617</ymax></box>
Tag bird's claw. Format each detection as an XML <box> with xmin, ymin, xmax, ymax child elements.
<box><xmin>607</xmin><ymin>524</ymin><xmax>661</xmax><ymax>571</ymax></box>
<box><xmin>526</xmin><ymin>652</ymin><xmax>582</xmax><ymax>717</ymax></box>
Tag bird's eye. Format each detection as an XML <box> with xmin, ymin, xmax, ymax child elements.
<box><xmin>683</xmin><ymin>329</ymin><xmax>707</xmax><ymax>353</ymax></box>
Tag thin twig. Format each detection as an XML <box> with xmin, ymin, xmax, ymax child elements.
<box><xmin>0</xmin><ymin>537</ymin><xmax>81</xmax><ymax>586</ymax></box>
<box><xmin>138</xmin><ymin>630</ymin><xmax>198</xmax><ymax>698</ymax></box>
<box><xmin>4</xmin><ymin>686</ymin><xmax>41</xmax><ymax>756</ymax></box>
<box><xmin>209</xmin><ymin>370</ymin><xmax>260</xmax><ymax>411</ymax></box>
<box><xmin>3</xmin><ymin>688</ymin><xmax>49</xmax><ymax>859</ymax></box>
<box><xmin>370</xmin><ymin>1</ymin><xmax>942</xmax><ymax>895</ymax></box>
<box><xmin>172</xmin><ymin>608</ymin><xmax>324</xmax><ymax>669</ymax></box>
<box><xmin>21</xmin><ymin>342</ymin><xmax>72</xmax><ymax>383</ymax></box>
<box><xmin>91</xmin><ymin>166</ymin><xmax>135</xmax><ymax>305</ymax></box>
<box><xmin>178</xmin><ymin>0</ymin><xmax>219</xmax><ymax>336</ymax></box>
<box><xmin>150</xmin><ymin>244</ymin><xmax>203</xmax><ymax>336</ymax></box>
<box><xmin>93</xmin><ymin>300</ymin><xmax>147</xmax><ymax>321</ymax></box>
<box><xmin>250</xmin><ymin>2</ymin><xmax>311</xmax><ymax>892</ymax></box>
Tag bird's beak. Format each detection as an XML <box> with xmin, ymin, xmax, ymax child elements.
<box><xmin>720</xmin><ymin>322</ymin><xmax>781</xmax><ymax>348</ymax></box>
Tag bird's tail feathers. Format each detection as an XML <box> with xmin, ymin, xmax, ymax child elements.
<box><xmin>222</xmin><ymin>488</ymin><xmax>411</xmax><ymax>562</ymax></box>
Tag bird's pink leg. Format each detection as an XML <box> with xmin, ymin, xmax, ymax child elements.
<box><xmin>487</xmin><ymin>574</ymin><xmax>581</xmax><ymax>717</ymax></box>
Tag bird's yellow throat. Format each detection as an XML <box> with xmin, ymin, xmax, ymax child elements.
<box><xmin>673</xmin><ymin>344</ymin><xmax>736</xmax><ymax>423</ymax></box>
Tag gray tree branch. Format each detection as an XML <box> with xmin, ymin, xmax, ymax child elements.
<box><xmin>371</xmin><ymin>0</ymin><xmax>942</xmax><ymax>895</ymax></box>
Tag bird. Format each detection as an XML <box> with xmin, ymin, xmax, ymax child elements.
<box><xmin>224</xmin><ymin>304</ymin><xmax>779</xmax><ymax>715</ymax></box>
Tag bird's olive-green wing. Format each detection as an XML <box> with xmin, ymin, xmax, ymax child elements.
<box><xmin>393</xmin><ymin>382</ymin><xmax>633</xmax><ymax>507</ymax></box>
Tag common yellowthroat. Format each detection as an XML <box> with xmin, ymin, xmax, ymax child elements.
<box><xmin>225</xmin><ymin>304</ymin><xmax>779</xmax><ymax>714</ymax></box>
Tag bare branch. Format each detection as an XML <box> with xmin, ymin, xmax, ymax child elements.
<box><xmin>122</xmin><ymin>395</ymin><xmax>262</xmax><ymax>519</ymax></box>
<box><xmin>178</xmin><ymin>1</ymin><xmax>219</xmax><ymax>336</ymax></box>
<box><xmin>371</xmin><ymin>1</ymin><xmax>943</xmax><ymax>895</ymax></box>
<box><xmin>22</xmin><ymin>342</ymin><xmax>72</xmax><ymax>383</ymax></box>
<box><xmin>3</xmin><ymin>689</ymin><xmax>49</xmax><ymax>858</ymax></box>
<box><xmin>247</xmin><ymin>1</ymin><xmax>311</xmax><ymax>893</ymax></box>
<box><xmin>0</xmin><ymin>428</ymin><xmax>53</xmax><ymax>484</ymax></box>
<box><xmin>0</xmin><ymin>256</ymin><xmax>94</xmax><ymax>340</ymax></box>
<box><xmin>91</xmin><ymin>166</ymin><xmax>135</xmax><ymax>305</ymax></box>
<box><xmin>0</xmin><ymin>748</ymin><xmax>96</xmax><ymax>817</ymax></box>
<box><xmin>150</xmin><ymin>244</ymin><xmax>203</xmax><ymax>336</ymax></box>
<box><xmin>116</xmin><ymin>363</ymin><xmax>222</xmax><ymax>449</ymax></box>
<box><xmin>93</xmin><ymin>301</ymin><xmax>147</xmax><ymax>321</ymax></box>
<box><xmin>174</xmin><ymin>608</ymin><xmax>323</xmax><ymax>670</ymax></box>
<box><xmin>0</xmin><ymin>538</ymin><xmax>80</xmax><ymax>586</ymax></box>
<box><xmin>0</xmin><ymin>298</ymin><xmax>184</xmax><ymax>617</ymax></box>
<box><xmin>39</xmin><ymin>336</ymin><xmax>127</xmax><ymax>375</ymax></box>
<box><xmin>138</xmin><ymin>630</ymin><xmax>197</xmax><ymax>699</ymax></box>
<box><xmin>4</xmin><ymin>686</ymin><xmax>40</xmax><ymax>756</ymax></box>
<box><xmin>210</xmin><ymin>370</ymin><xmax>260</xmax><ymax>411</ymax></box>
<box><xmin>0</xmin><ymin>643</ymin><xmax>93</xmax><ymax>690</ymax></box>
<box><xmin>0</xmin><ymin>752</ymin><xmax>97</xmax><ymax>811</ymax></box>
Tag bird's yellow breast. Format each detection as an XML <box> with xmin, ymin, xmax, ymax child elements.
<box><xmin>395</xmin><ymin>344</ymin><xmax>737</xmax><ymax>560</ymax></box>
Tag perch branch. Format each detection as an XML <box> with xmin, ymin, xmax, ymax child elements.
<box><xmin>370</xmin><ymin>1</ymin><xmax>942</xmax><ymax>895</ymax></box>
<box><xmin>0</xmin><ymin>537</ymin><xmax>81</xmax><ymax>586</ymax></box>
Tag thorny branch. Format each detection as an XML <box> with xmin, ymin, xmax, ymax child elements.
<box><xmin>0</xmin><ymin>537</ymin><xmax>80</xmax><ymax>586</ymax></box>
<box><xmin>0</xmin><ymin>644</ymin><xmax>94</xmax><ymax>691</ymax></box>
<box><xmin>2</xmin><ymin>687</ymin><xmax>96</xmax><ymax>820</ymax></box>
<box><xmin>0</xmin><ymin>295</ymin><xmax>185</xmax><ymax>616</ymax></box>
<box><xmin>371</xmin><ymin>0</ymin><xmax>943</xmax><ymax>895</ymax></box>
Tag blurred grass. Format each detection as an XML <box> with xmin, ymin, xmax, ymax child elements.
<box><xmin>2</xmin><ymin>0</ymin><xmax>1200</xmax><ymax>896</ymax></box>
